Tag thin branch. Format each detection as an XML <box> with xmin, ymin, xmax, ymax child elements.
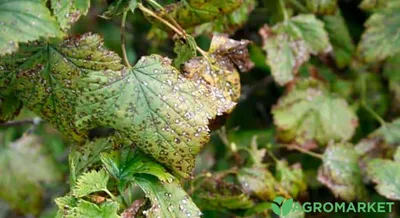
<box><xmin>360</xmin><ymin>73</ymin><xmax>386</xmax><ymax>126</ymax></box>
<box><xmin>121</xmin><ymin>11</ymin><xmax>131</xmax><ymax>68</ymax></box>
<box><xmin>286</xmin><ymin>144</ymin><xmax>323</xmax><ymax>160</ymax></box>
<box><xmin>0</xmin><ymin>118</ymin><xmax>41</xmax><ymax>127</ymax></box>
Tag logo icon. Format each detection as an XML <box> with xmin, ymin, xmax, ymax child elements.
<box><xmin>271</xmin><ymin>196</ymin><xmax>294</xmax><ymax>216</ymax></box>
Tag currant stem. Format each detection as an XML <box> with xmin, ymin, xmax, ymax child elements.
<box><xmin>121</xmin><ymin>11</ymin><xmax>131</xmax><ymax>68</ymax></box>
<box><xmin>287</xmin><ymin>145</ymin><xmax>323</xmax><ymax>160</ymax></box>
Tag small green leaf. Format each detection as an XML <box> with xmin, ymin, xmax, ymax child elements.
<box><xmin>260</xmin><ymin>14</ymin><xmax>331</xmax><ymax>85</ymax></box>
<box><xmin>318</xmin><ymin>142</ymin><xmax>367</xmax><ymax>201</ymax></box>
<box><xmin>0</xmin><ymin>33</ymin><xmax>124</xmax><ymax>142</ymax></box>
<box><xmin>272</xmin><ymin>79</ymin><xmax>358</xmax><ymax>146</ymax></box>
<box><xmin>76</xmin><ymin>54</ymin><xmax>234</xmax><ymax>178</ymax></box>
<box><xmin>101</xmin><ymin>0</ymin><xmax>138</xmax><ymax>19</ymax></box>
<box><xmin>51</xmin><ymin>0</ymin><xmax>90</xmax><ymax>31</ymax></box>
<box><xmin>0</xmin><ymin>135</ymin><xmax>61</xmax><ymax>215</ymax></box>
<box><xmin>173</xmin><ymin>35</ymin><xmax>197</xmax><ymax>68</ymax></box>
<box><xmin>134</xmin><ymin>174</ymin><xmax>202</xmax><ymax>218</ymax></box>
<box><xmin>281</xmin><ymin>198</ymin><xmax>293</xmax><ymax>216</ymax></box>
<box><xmin>237</xmin><ymin>167</ymin><xmax>277</xmax><ymax>201</ymax></box>
<box><xmin>66</xmin><ymin>200</ymin><xmax>120</xmax><ymax>218</ymax></box>
<box><xmin>0</xmin><ymin>94</ymin><xmax>22</xmax><ymax>123</ymax></box>
<box><xmin>323</xmin><ymin>11</ymin><xmax>355</xmax><ymax>68</ymax></box>
<box><xmin>357</xmin><ymin>1</ymin><xmax>400</xmax><ymax>62</ymax></box>
<box><xmin>307</xmin><ymin>0</ymin><xmax>338</xmax><ymax>15</ymax></box>
<box><xmin>367</xmin><ymin>159</ymin><xmax>400</xmax><ymax>200</ymax></box>
<box><xmin>276</xmin><ymin>160</ymin><xmax>307</xmax><ymax>198</ymax></box>
<box><xmin>72</xmin><ymin>169</ymin><xmax>109</xmax><ymax>197</ymax></box>
<box><xmin>0</xmin><ymin>0</ymin><xmax>63</xmax><ymax>56</ymax></box>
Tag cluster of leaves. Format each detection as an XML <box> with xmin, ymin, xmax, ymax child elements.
<box><xmin>0</xmin><ymin>0</ymin><xmax>400</xmax><ymax>217</ymax></box>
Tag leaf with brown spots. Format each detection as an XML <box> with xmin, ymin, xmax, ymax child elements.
<box><xmin>51</xmin><ymin>0</ymin><xmax>90</xmax><ymax>31</ymax></box>
<box><xmin>75</xmin><ymin>55</ymin><xmax>235</xmax><ymax>178</ymax></box>
<box><xmin>0</xmin><ymin>33</ymin><xmax>124</xmax><ymax>142</ymax></box>
<box><xmin>0</xmin><ymin>93</ymin><xmax>22</xmax><ymax>123</ymax></box>
<box><xmin>182</xmin><ymin>35</ymin><xmax>253</xmax><ymax>106</ymax></box>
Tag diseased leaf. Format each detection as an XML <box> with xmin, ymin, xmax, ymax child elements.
<box><xmin>237</xmin><ymin>167</ymin><xmax>277</xmax><ymax>201</ymax></box>
<box><xmin>357</xmin><ymin>1</ymin><xmax>400</xmax><ymax>62</ymax></box>
<box><xmin>72</xmin><ymin>169</ymin><xmax>109</xmax><ymax>198</ymax></box>
<box><xmin>173</xmin><ymin>35</ymin><xmax>197</xmax><ymax>68</ymax></box>
<box><xmin>134</xmin><ymin>174</ymin><xmax>202</xmax><ymax>218</ymax></box>
<box><xmin>75</xmin><ymin>54</ymin><xmax>234</xmax><ymax>178</ymax></box>
<box><xmin>367</xmin><ymin>159</ymin><xmax>400</xmax><ymax>200</ymax></box>
<box><xmin>192</xmin><ymin>0</ymin><xmax>256</xmax><ymax>36</ymax></box>
<box><xmin>0</xmin><ymin>33</ymin><xmax>124</xmax><ymax>142</ymax></box>
<box><xmin>272</xmin><ymin>79</ymin><xmax>358</xmax><ymax>146</ymax></box>
<box><xmin>0</xmin><ymin>135</ymin><xmax>61</xmax><ymax>215</ymax></box>
<box><xmin>0</xmin><ymin>0</ymin><xmax>63</xmax><ymax>56</ymax></box>
<box><xmin>192</xmin><ymin>177</ymin><xmax>254</xmax><ymax>211</ymax></box>
<box><xmin>276</xmin><ymin>160</ymin><xmax>307</xmax><ymax>198</ymax></box>
<box><xmin>307</xmin><ymin>0</ymin><xmax>338</xmax><ymax>15</ymax></box>
<box><xmin>383</xmin><ymin>54</ymin><xmax>400</xmax><ymax>113</ymax></box>
<box><xmin>66</xmin><ymin>200</ymin><xmax>120</xmax><ymax>218</ymax></box>
<box><xmin>374</xmin><ymin>118</ymin><xmax>400</xmax><ymax>145</ymax></box>
<box><xmin>259</xmin><ymin>14</ymin><xmax>331</xmax><ymax>85</ymax></box>
<box><xmin>149</xmin><ymin>0</ymin><xmax>242</xmax><ymax>29</ymax></box>
<box><xmin>0</xmin><ymin>94</ymin><xmax>22</xmax><ymax>123</ymax></box>
<box><xmin>101</xmin><ymin>0</ymin><xmax>138</xmax><ymax>19</ymax></box>
<box><xmin>183</xmin><ymin>35</ymin><xmax>253</xmax><ymax>104</ymax></box>
<box><xmin>323</xmin><ymin>12</ymin><xmax>355</xmax><ymax>68</ymax></box>
<box><xmin>51</xmin><ymin>0</ymin><xmax>90</xmax><ymax>31</ymax></box>
<box><xmin>318</xmin><ymin>142</ymin><xmax>367</xmax><ymax>201</ymax></box>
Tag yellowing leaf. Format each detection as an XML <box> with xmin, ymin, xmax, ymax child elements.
<box><xmin>367</xmin><ymin>159</ymin><xmax>400</xmax><ymax>200</ymax></box>
<box><xmin>0</xmin><ymin>0</ymin><xmax>62</xmax><ymax>56</ymax></box>
<box><xmin>318</xmin><ymin>142</ymin><xmax>367</xmax><ymax>201</ymax></box>
<box><xmin>357</xmin><ymin>1</ymin><xmax>400</xmax><ymax>62</ymax></box>
<box><xmin>183</xmin><ymin>35</ymin><xmax>253</xmax><ymax>104</ymax></box>
<box><xmin>76</xmin><ymin>55</ymin><xmax>234</xmax><ymax>178</ymax></box>
<box><xmin>51</xmin><ymin>0</ymin><xmax>90</xmax><ymax>31</ymax></box>
<box><xmin>0</xmin><ymin>33</ymin><xmax>124</xmax><ymax>142</ymax></box>
<box><xmin>260</xmin><ymin>14</ymin><xmax>331</xmax><ymax>85</ymax></box>
<box><xmin>272</xmin><ymin>79</ymin><xmax>358</xmax><ymax>146</ymax></box>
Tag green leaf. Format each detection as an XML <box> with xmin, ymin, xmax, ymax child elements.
<box><xmin>51</xmin><ymin>0</ymin><xmax>90</xmax><ymax>31</ymax></box>
<box><xmin>72</xmin><ymin>169</ymin><xmax>110</xmax><ymax>197</ymax></box>
<box><xmin>307</xmin><ymin>0</ymin><xmax>338</xmax><ymax>15</ymax></box>
<box><xmin>367</xmin><ymin>159</ymin><xmax>400</xmax><ymax>200</ymax></box>
<box><xmin>183</xmin><ymin>35</ymin><xmax>253</xmax><ymax>104</ymax></box>
<box><xmin>394</xmin><ymin>147</ymin><xmax>400</xmax><ymax>162</ymax></box>
<box><xmin>272</xmin><ymin>79</ymin><xmax>358</xmax><ymax>146</ymax></box>
<box><xmin>66</xmin><ymin>200</ymin><xmax>120</xmax><ymax>218</ymax></box>
<box><xmin>69</xmin><ymin>137</ymin><xmax>114</xmax><ymax>184</ymax></box>
<box><xmin>100</xmin><ymin>149</ymin><xmax>174</xmax><ymax>183</ymax></box>
<box><xmin>0</xmin><ymin>135</ymin><xmax>61</xmax><ymax>215</ymax></box>
<box><xmin>75</xmin><ymin>54</ymin><xmax>234</xmax><ymax>178</ymax></box>
<box><xmin>134</xmin><ymin>174</ymin><xmax>202</xmax><ymax>218</ymax></box>
<box><xmin>55</xmin><ymin>195</ymin><xmax>78</xmax><ymax>216</ymax></box>
<box><xmin>148</xmin><ymin>0</ymin><xmax>242</xmax><ymax>29</ymax></box>
<box><xmin>192</xmin><ymin>177</ymin><xmax>255</xmax><ymax>211</ymax></box>
<box><xmin>0</xmin><ymin>93</ymin><xmax>22</xmax><ymax>123</ymax></box>
<box><xmin>357</xmin><ymin>1</ymin><xmax>400</xmax><ymax>62</ymax></box>
<box><xmin>373</xmin><ymin>118</ymin><xmax>400</xmax><ymax>145</ymax></box>
<box><xmin>359</xmin><ymin>0</ymin><xmax>390</xmax><ymax>11</ymax></box>
<box><xmin>237</xmin><ymin>167</ymin><xmax>277</xmax><ymax>201</ymax></box>
<box><xmin>323</xmin><ymin>12</ymin><xmax>355</xmax><ymax>68</ymax></box>
<box><xmin>383</xmin><ymin>54</ymin><xmax>400</xmax><ymax>113</ymax></box>
<box><xmin>260</xmin><ymin>14</ymin><xmax>331</xmax><ymax>85</ymax></box>
<box><xmin>0</xmin><ymin>33</ymin><xmax>124</xmax><ymax>142</ymax></box>
<box><xmin>318</xmin><ymin>142</ymin><xmax>367</xmax><ymax>201</ymax></box>
<box><xmin>0</xmin><ymin>0</ymin><xmax>63</xmax><ymax>56</ymax></box>
<box><xmin>101</xmin><ymin>0</ymin><xmax>138</xmax><ymax>19</ymax></box>
<box><xmin>276</xmin><ymin>160</ymin><xmax>307</xmax><ymax>198</ymax></box>
<box><xmin>173</xmin><ymin>35</ymin><xmax>197</xmax><ymax>68</ymax></box>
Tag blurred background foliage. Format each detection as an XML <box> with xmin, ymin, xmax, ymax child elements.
<box><xmin>1</xmin><ymin>0</ymin><xmax>400</xmax><ymax>217</ymax></box>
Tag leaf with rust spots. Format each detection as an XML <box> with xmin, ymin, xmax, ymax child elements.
<box><xmin>146</xmin><ymin>0</ymin><xmax>242</xmax><ymax>30</ymax></box>
<box><xmin>259</xmin><ymin>14</ymin><xmax>331</xmax><ymax>85</ymax></box>
<box><xmin>0</xmin><ymin>33</ymin><xmax>124</xmax><ymax>142</ymax></box>
<box><xmin>0</xmin><ymin>93</ymin><xmax>22</xmax><ymax>123</ymax></box>
<box><xmin>51</xmin><ymin>0</ymin><xmax>90</xmax><ymax>31</ymax></box>
<box><xmin>0</xmin><ymin>0</ymin><xmax>63</xmax><ymax>56</ymax></box>
<box><xmin>318</xmin><ymin>142</ymin><xmax>367</xmax><ymax>201</ymax></box>
<box><xmin>182</xmin><ymin>35</ymin><xmax>253</xmax><ymax>106</ymax></box>
<box><xmin>76</xmin><ymin>55</ymin><xmax>234</xmax><ymax>178</ymax></box>
<box><xmin>272</xmin><ymin>79</ymin><xmax>358</xmax><ymax>146</ymax></box>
